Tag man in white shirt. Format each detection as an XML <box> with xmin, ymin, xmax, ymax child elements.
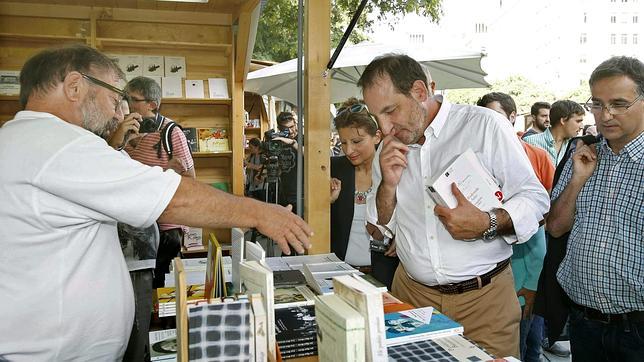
<box><xmin>0</xmin><ymin>44</ymin><xmax>312</xmax><ymax>361</ymax></box>
<box><xmin>359</xmin><ymin>54</ymin><xmax>550</xmax><ymax>358</ymax></box>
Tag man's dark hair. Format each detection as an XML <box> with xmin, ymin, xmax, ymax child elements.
<box><xmin>333</xmin><ymin>97</ymin><xmax>379</xmax><ymax>136</ymax></box>
<box><xmin>277</xmin><ymin>111</ymin><xmax>295</xmax><ymax>130</ymax></box>
<box><xmin>589</xmin><ymin>56</ymin><xmax>644</xmax><ymax>97</ymax></box>
<box><xmin>19</xmin><ymin>44</ymin><xmax>124</xmax><ymax>108</ymax></box>
<box><xmin>530</xmin><ymin>101</ymin><xmax>551</xmax><ymax>117</ymax></box>
<box><xmin>249</xmin><ymin>138</ymin><xmax>261</xmax><ymax>147</ymax></box>
<box><xmin>476</xmin><ymin>92</ymin><xmax>517</xmax><ymax>117</ymax></box>
<box><xmin>125</xmin><ymin>76</ymin><xmax>162</xmax><ymax>110</ymax></box>
<box><xmin>549</xmin><ymin>100</ymin><xmax>585</xmax><ymax>128</ymax></box>
<box><xmin>357</xmin><ymin>53</ymin><xmax>428</xmax><ymax>96</ymax></box>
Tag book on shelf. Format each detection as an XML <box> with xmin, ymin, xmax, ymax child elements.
<box><xmin>273</xmin><ymin>269</ymin><xmax>307</xmax><ymax>287</ymax></box>
<box><xmin>182</xmin><ymin>128</ymin><xmax>198</xmax><ymax>153</ymax></box>
<box><xmin>149</xmin><ymin>328</ymin><xmax>177</xmax><ymax>361</ymax></box>
<box><xmin>182</xmin><ymin>226</ymin><xmax>203</xmax><ymax>250</ymax></box>
<box><xmin>426</xmin><ymin>148</ymin><xmax>503</xmax><ymax>212</ymax></box>
<box><xmin>315</xmin><ymin>293</ymin><xmax>365</xmax><ymax>362</ymax></box>
<box><xmin>197</xmin><ymin>127</ymin><xmax>229</xmax><ymax>152</ymax></box>
<box><xmin>387</xmin><ymin>334</ymin><xmax>492</xmax><ymax>361</ymax></box>
<box><xmin>208</xmin><ymin>77</ymin><xmax>229</xmax><ymax>99</ymax></box>
<box><xmin>185</xmin><ymin>79</ymin><xmax>205</xmax><ymax>99</ymax></box>
<box><xmin>164</xmin><ymin>56</ymin><xmax>186</xmax><ymax>78</ymax></box>
<box><xmin>384</xmin><ymin>307</ymin><xmax>464</xmax><ymax>346</ymax></box>
<box><xmin>240</xmin><ymin>260</ymin><xmax>276</xmax><ymax>360</ymax></box>
<box><xmin>274</xmin><ymin>285</ymin><xmax>316</xmax><ymax>309</ymax></box>
<box><xmin>161</xmin><ymin>76</ymin><xmax>182</xmax><ymax>98</ymax></box>
<box><xmin>205</xmin><ymin>233</ymin><xmax>226</xmax><ymax>300</ymax></box>
<box><xmin>210</xmin><ymin>182</ymin><xmax>230</xmax><ymax>193</ymax></box>
<box><xmin>274</xmin><ymin>305</ymin><xmax>318</xmax><ymax>359</ymax></box>
<box><xmin>143</xmin><ymin>55</ymin><xmax>165</xmax><ymax>77</ymax></box>
<box><xmin>333</xmin><ymin>274</ymin><xmax>387</xmax><ymax>362</ymax></box>
<box><xmin>117</xmin><ymin>54</ymin><xmax>143</xmax><ymax>80</ymax></box>
<box><xmin>0</xmin><ymin>70</ymin><xmax>20</xmax><ymax>95</ymax></box>
<box><xmin>165</xmin><ymin>257</ymin><xmax>231</xmax><ymax>287</ymax></box>
<box><xmin>250</xmin><ymin>293</ymin><xmax>268</xmax><ymax>362</ymax></box>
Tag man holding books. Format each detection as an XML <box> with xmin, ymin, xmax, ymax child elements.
<box><xmin>359</xmin><ymin>54</ymin><xmax>550</xmax><ymax>358</ymax></box>
<box><xmin>0</xmin><ymin>44</ymin><xmax>313</xmax><ymax>361</ymax></box>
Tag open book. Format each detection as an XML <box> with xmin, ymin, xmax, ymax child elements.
<box><xmin>426</xmin><ymin>148</ymin><xmax>503</xmax><ymax>212</ymax></box>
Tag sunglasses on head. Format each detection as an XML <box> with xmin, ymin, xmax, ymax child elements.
<box><xmin>336</xmin><ymin>103</ymin><xmax>379</xmax><ymax>129</ymax></box>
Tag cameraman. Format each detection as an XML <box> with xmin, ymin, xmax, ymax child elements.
<box><xmin>271</xmin><ymin>111</ymin><xmax>300</xmax><ymax>213</ymax></box>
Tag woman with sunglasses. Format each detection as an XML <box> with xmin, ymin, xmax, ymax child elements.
<box><xmin>330</xmin><ymin>97</ymin><xmax>399</xmax><ymax>289</ymax></box>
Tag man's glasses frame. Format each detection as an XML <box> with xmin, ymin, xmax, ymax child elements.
<box><xmin>80</xmin><ymin>72</ymin><xmax>126</xmax><ymax>111</ymax></box>
<box><xmin>584</xmin><ymin>94</ymin><xmax>643</xmax><ymax>116</ymax></box>
<box><xmin>336</xmin><ymin>103</ymin><xmax>379</xmax><ymax>129</ymax></box>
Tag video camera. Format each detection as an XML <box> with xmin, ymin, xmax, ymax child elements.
<box><xmin>259</xmin><ymin>128</ymin><xmax>292</xmax><ymax>183</ymax></box>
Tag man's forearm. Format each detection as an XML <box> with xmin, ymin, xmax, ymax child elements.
<box><xmin>376</xmin><ymin>183</ymin><xmax>396</xmax><ymax>225</ymax></box>
<box><xmin>547</xmin><ymin>179</ymin><xmax>584</xmax><ymax>237</ymax></box>
<box><xmin>496</xmin><ymin>208</ymin><xmax>514</xmax><ymax>236</ymax></box>
<box><xmin>159</xmin><ymin>176</ymin><xmax>260</xmax><ymax>229</ymax></box>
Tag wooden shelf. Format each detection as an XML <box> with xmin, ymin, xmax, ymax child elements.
<box><xmin>0</xmin><ymin>95</ymin><xmax>19</xmax><ymax>101</ymax></box>
<box><xmin>0</xmin><ymin>32</ymin><xmax>88</xmax><ymax>43</ymax></box>
<box><xmin>192</xmin><ymin>151</ymin><xmax>232</xmax><ymax>158</ymax></box>
<box><xmin>163</xmin><ymin>98</ymin><xmax>231</xmax><ymax>105</ymax></box>
<box><xmin>96</xmin><ymin>37</ymin><xmax>232</xmax><ymax>52</ymax></box>
<box><xmin>244</xmin><ymin>127</ymin><xmax>261</xmax><ymax>131</ymax></box>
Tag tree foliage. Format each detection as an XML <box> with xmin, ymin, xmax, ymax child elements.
<box><xmin>445</xmin><ymin>76</ymin><xmax>558</xmax><ymax>115</ymax></box>
<box><xmin>253</xmin><ymin>0</ymin><xmax>443</xmax><ymax>62</ymax></box>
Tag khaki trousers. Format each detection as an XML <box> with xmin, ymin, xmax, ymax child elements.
<box><xmin>391</xmin><ymin>263</ymin><xmax>521</xmax><ymax>358</ymax></box>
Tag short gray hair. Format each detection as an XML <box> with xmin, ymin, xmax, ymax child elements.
<box><xmin>124</xmin><ymin>76</ymin><xmax>162</xmax><ymax>110</ymax></box>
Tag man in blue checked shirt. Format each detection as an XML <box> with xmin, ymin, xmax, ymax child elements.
<box><xmin>547</xmin><ymin>56</ymin><xmax>644</xmax><ymax>362</ymax></box>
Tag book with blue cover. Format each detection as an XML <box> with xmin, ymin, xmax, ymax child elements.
<box><xmin>384</xmin><ymin>308</ymin><xmax>464</xmax><ymax>346</ymax></box>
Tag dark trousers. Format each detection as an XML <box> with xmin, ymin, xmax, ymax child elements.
<box><xmin>124</xmin><ymin>269</ymin><xmax>154</xmax><ymax>362</ymax></box>
<box><xmin>370</xmin><ymin>251</ymin><xmax>399</xmax><ymax>291</ymax></box>
<box><xmin>153</xmin><ymin>228</ymin><xmax>183</xmax><ymax>288</ymax></box>
<box><xmin>520</xmin><ymin>312</ymin><xmax>544</xmax><ymax>362</ymax></box>
<box><xmin>569</xmin><ymin>306</ymin><xmax>644</xmax><ymax>362</ymax></box>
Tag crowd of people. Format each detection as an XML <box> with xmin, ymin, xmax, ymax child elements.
<box><xmin>0</xmin><ymin>42</ymin><xmax>641</xmax><ymax>362</ymax></box>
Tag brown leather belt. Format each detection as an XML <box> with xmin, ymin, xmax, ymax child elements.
<box><xmin>427</xmin><ymin>258</ymin><xmax>510</xmax><ymax>295</ymax></box>
<box><xmin>572</xmin><ymin>304</ymin><xmax>644</xmax><ymax>324</ymax></box>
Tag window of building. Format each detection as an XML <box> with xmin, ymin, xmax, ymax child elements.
<box><xmin>580</xmin><ymin>33</ymin><xmax>587</xmax><ymax>44</ymax></box>
<box><xmin>611</xmin><ymin>33</ymin><xmax>616</xmax><ymax>44</ymax></box>
<box><xmin>475</xmin><ymin>23</ymin><xmax>488</xmax><ymax>33</ymax></box>
<box><xmin>611</xmin><ymin>15</ymin><xmax>617</xmax><ymax>23</ymax></box>
<box><xmin>621</xmin><ymin>33</ymin><xmax>628</xmax><ymax>44</ymax></box>
<box><xmin>634</xmin><ymin>15</ymin><xmax>639</xmax><ymax>23</ymax></box>
<box><xmin>584</xmin><ymin>12</ymin><xmax>587</xmax><ymax>23</ymax></box>
<box><xmin>580</xmin><ymin>57</ymin><xmax>587</xmax><ymax>64</ymax></box>
<box><xmin>409</xmin><ymin>33</ymin><xmax>424</xmax><ymax>44</ymax></box>
<box><xmin>634</xmin><ymin>33</ymin><xmax>639</xmax><ymax>44</ymax></box>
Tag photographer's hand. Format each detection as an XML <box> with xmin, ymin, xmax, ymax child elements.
<box><xmin>273</xmin><ymin>136</ymin><xmax>298</xmax><ymax>149</ymax></box>
<box><xmin>107</xmin><ymin>112</ymin><xmax>141</xmax><ymax>150</ymax></box>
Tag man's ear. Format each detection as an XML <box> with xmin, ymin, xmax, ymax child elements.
<box><xmin>509</xmin><ymin>111</ymin><xmax>517</xmax><ymax>126</ymax></box>
<box><xmin>62</xmin><ymin>71</ymin><xmax>85</xmax><ymax>102</ymax></box>
<box><xmin>410</xmin><ymin>79</ymin><xmax>429</xmax><ymax>102</ymax></box>
<box><xmin>149</xmin><ymin>100</ymin><xmax>159</xmax><ymax>113</ymax></box>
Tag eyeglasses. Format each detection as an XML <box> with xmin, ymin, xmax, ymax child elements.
<box><xmin>336</xmin><ymin>103</ymin><xmax>379</xmax><ymax>128</ymax></box>
<box><xmin>584</xmin><ymin>94</ymin><xmax>643</xmax><ymax>115</ymax></box>
<box><xmin>80</xmin><ymin>72</ymin><xmax>126</xmax><ymax>112</ymax></box>
<box><xmin>128</xmin><ymin>96</ymin><xmax>153</xmax><ymax>103</ymax></box>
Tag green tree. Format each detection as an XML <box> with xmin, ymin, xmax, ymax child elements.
<box><xmin>445</xmin><ymin>76</ymin><xmax>557</xmax><ymax>115</ymax></box>
<box><xmin>253</xmin><ymin>0</ymin><xmax>443</xmax><ymax>62</ymax></box>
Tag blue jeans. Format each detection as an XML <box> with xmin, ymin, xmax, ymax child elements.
<box><xmin>569</xmin><ymin>306</ymin><xmax>644</xmax><ymax>362</ymax></box>
<box><xmin>520</xmin><ymin>312</ymin><xmax>544</xmax><ymax>362</ymax></box>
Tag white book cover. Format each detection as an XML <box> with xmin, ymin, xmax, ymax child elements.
<box><xmin>185</xmin><ymin>79</ymin><xmax>205</xmax><ymax>99</ymax></box>
<box><xmin>245</xmin><ymin>240</ymin><xmax>266</xmax><ymax>262</ymax></box>
<box><xmin>118</xmin><ymin>54</ymin><xmax>143</xmax><ymax>80</ymax></box>
<box><xmin>162</xmin><ymin>77</ymin><xmax>183</xmax><ymax>98</ymax></box>
<box><xmin>315</xmin><ymin>294</ymin><xmax>365</xmax><ymax>362</ymax></box>
<box><xmin>147</xmin><ymin>76</ymin><xmax>162</xmax><ymax>88</ymax></box>
<box><xmin>333</xmin><ymin>274</ymin><xmax>387</xmax><ymax>362</ymax></box>
<box><xmin>264</xmin><ymin>253</ymin><xmax>343</xmax><ymax>271</ymax></box>
<box><xmin>433</xmin><ymin>334</ymin><xmax>493</xmax><ymax>361</ymax></box>
<box><xmin>250</xmin><ymin>293</ymin><xmax>268</xmax><ymax>362</ymax></box>
<box><xmin>240</xmin><ymin>260</ymin><xmax>276</xmax><ymax>360</ymax></box>
<box><xmin>231</xmin><ymin>228</ymin><xmax>245</xmax><ymax>293</ymax></box>
<box><xmin>143</xmin><ymin>55</ymin><xmax>165</xmax><ymax>77</ymax></box>
<box><xmin>207</xmin><ymin>77</ymin><xmax>229</xmax><ymax>99</ymax></box>
<box><xmin>164</xmin><ymin>56</ymin><xmax>186</xmax><ymax>78</ymax></box>
<box><xmin>0</xmin><ymin>70</ymin><xmax>20</xmax><ymax>95</ymax></box>
<box><xmin>426</xmin><ymin>148</ymin><xmax>503</xmax><ymax>212</ymax></box>
<box><xmin>183</xmin><ymin>227</ymin><xmax>203</xmax><ymax>249</ymax></box>
<box><xmin>149</xmin><ymin>328</ymin><xmax>177</xmax><ymax>361</ymax></box>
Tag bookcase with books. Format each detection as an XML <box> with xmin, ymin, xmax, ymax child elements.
<box><xmin>0</xmin><ymin>0</ymin><xmax>261</xmax><ymax>245</ymax></box>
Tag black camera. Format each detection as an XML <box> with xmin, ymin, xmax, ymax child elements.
<box><xmin>138</xmin><ymin>117</ymin><xmax>161</xmax><ymax>133</ymax></box>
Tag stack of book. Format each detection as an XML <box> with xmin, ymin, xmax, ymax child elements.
<box><xmin>315</xmin><ymin>293</ymin><xmax>366</xmax><ymax>362</ymax></box>
<box><xmin>149</xmin><ymin>328</ymin><xmax>177</xmax><ymax>362</ymax></box>
<box><xmin>274</xmin><ymin>304</ymin><xmax>318</xmax><ymax>359</ymax></box>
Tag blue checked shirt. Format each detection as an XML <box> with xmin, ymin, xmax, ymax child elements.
<box><xmin>524</xmin><ymin>128</ymin><xmax>570</xmax><ymax>166</ymax></box>
<box><xmin>553</xmin><ymin>133</ymin><xmax>644</xmax><ymax>313</ymax></box>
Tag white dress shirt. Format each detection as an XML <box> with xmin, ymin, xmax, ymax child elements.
<box><xmin>367</xmin><ymin>96</ymin><xmax>550</xmax><ymax>286</ymax></box>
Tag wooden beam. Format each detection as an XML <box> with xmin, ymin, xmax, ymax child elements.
<box><xmin>304</xmin><ymin>0</ymin><xmax>331</xmax><ymax>254</ymax></box>
<box><xmin>234</xmin><ymin>10</ymin><xmax>252</xmax><ymax>85</ymax></box>
<box><xmin>231</xmin><ymin>40</ymin><xmax>245</xmax><ymax>196</ymax></box>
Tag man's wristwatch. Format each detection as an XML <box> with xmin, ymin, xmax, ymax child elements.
<box><xmin>482</xmin><ymin>209</ymin><xmax>498</xmax><ymax>240</ymax></box>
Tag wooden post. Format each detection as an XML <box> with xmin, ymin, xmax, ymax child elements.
<box><xmin>304</xmin><ymin>0</ymin><xmax>331</xmax><ymax>254</ymax></box>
